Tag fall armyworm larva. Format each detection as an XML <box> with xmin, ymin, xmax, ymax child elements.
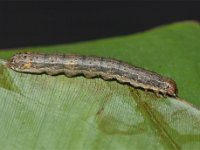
<box><xmin>7</xmin><ymin>53</ymin><xmax>178</xmax><ymax>97</ymax></box>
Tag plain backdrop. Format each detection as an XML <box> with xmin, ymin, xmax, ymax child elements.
<box><xmin>0</xmin><ymin>1</ymin><xmax>199</xmax><ymax>49</ymax></box>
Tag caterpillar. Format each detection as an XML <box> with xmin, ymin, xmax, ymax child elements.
<box><xmin>7</xmin><ymin>52</ymin><xmax>178</xmax><ymax>97</ymax></box>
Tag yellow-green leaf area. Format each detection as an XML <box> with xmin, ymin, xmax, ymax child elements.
<box><xmin>0</xmin><ymin>21</ymin><xmax>200</xmax><ymax>150</ymax></box>
<box><xmin>0</xmin><ymin>62</ymin><xmax>200</xmax><ymax>150</ymax></box>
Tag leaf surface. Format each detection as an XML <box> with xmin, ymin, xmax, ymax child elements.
<box><xmin>0</xmin><ymin>21</ymin><xmax>200</xmax><ymax>150</ymax></box>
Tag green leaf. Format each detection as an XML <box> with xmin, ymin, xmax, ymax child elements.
<box><xmin>0</xmin><ymin>21</ymin><xmax>200</xmax><ymax>150</ymax></box>
<box><xmin>1</xmin><ymin>21</ymin><xmax>200</xmax><ymax>106</ymax></box>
